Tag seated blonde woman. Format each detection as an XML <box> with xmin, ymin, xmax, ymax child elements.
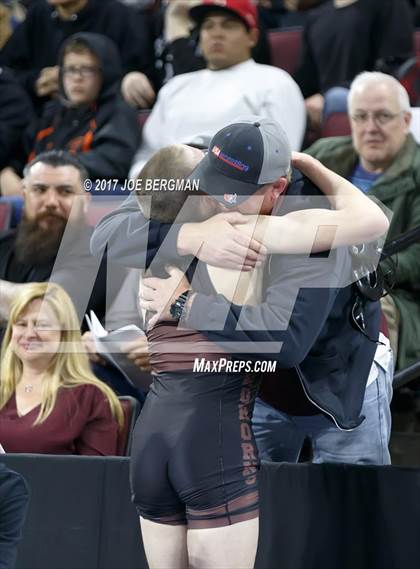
<box><xmin>0</xmin><ymin>282</ymin><xmax>124</xmax><ymax>455</ymax></box>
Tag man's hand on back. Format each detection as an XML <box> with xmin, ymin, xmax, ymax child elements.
<box><xmin>177</xmin><ymin>212</ymin><xmax>267</xmax><ymax>271</ymax></box>
<box><xmin>139</xmin><ymin>266</ymin><xmax>190</xmax><ymax>328</ymax></box>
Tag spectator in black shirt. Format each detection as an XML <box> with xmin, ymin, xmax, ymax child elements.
<box><xmin>293</xmin><ymin>0</ymin><xmax>414</xmax><ymax>129</ymax></box>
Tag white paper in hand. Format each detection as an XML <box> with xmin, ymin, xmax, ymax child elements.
<box><xmin>85</xmin><ymin>311</ymin><xmax>152</xmax><ymax>391</ymax></box>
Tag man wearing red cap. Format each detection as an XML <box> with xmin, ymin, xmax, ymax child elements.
<box><xmin>191</xmin><ymin>0</ymin><xmax>260</xmax><ymax>30</ymax></box>
<box><xmin>129</xmin><ymin>0</ymin><xmax>306</xmax><ymax>178</ymax></box>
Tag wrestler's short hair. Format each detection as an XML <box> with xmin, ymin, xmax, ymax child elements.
<box><xmin>136</xmin><ymin>145</ymin><xmax>201</xmax><ymax>223</ymax></box>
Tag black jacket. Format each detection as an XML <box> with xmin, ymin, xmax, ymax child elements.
<box><xmin>90</xmin><ymin>176</ymin><xmax>380</xmax><ymax>430</ymax></box>
<box><xmin>21</xmin><ymin>32</ymin><xmax>140</xmax><ymax>181</ymax></box>
<box><xmin>183</xmin><ymin>175</ymin><xmax>381</xmax><ymax>430</ymax></box>
<box><xmin>295</xmin><ymin>0</ymin><xmax>414</xmax><ymax>97</ymax></box>
<box><xmin>0</xmin><ymin>0</ymin><xmax>155</xmax><ymax>102</ymax></box>
<box><xmin>0</xmin><ymin>463</ymin><xmax>29</xmax><ymax>569</ymax></box>
<box><xmin>0</xmin><ymin>67</ymin><xmax>34</xmax><ymax>170</ymax></box>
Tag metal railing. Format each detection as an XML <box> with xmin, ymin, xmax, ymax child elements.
<box><xmin>394</xmin><ymin>360</ymin><xmax>420</xmax><ymax>389</ymax></box>
<box><xmin>382</xmin><ymin>224</ymin><xmax>420</xmax><ymax>257</ymax></box>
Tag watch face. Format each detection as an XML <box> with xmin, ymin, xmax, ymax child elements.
<box><xmin>170</xmin><ymin>292</ymin><xmax>188</xmax><ymax>321</ymax></box>
<box><xmin>170</xmin><ymin>301</ymin><xmax>179</xmax><ymax>320</ymax></box>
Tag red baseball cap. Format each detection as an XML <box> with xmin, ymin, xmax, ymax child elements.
<box><xmin>189</xmin><ymin>0</ymin><xmax>259</xmax><ymax>31</ymax></box>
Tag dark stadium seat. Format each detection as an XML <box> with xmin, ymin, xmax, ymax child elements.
<box><xmin>321</xmin><ymin>112</ymin><xmax>351</xmax><ymax>138</ymax></box>
<box><xmin>0</xmin><ymin>201</ymin><xmax>12</xmax><ymax>230</ymax></box>
<box><xmin>117</xmin><ymin>396</ymin><xmax>141</xmax><ymax>456</ymax></box>
<box><xmin>138</xmin><ymin>109</ymin><xmax>151</xmax><ymax>130</ymax></box>
<box><xmin>415</xmin><ymin>30</ymin><xmax>420</xmax><ymax>56</ymax></box>
<box><xmin>267</xmin><ymin>27</ymin><xmax>302</xmax><ymax>75</ymax></box>
<box><xmin>85</xmin><ymin>197</ymin><xmax>125</xmax><ymax>226</ymax></box>
<box><xmin>0</xmin><ymin>196</ymin><xmax>23</xmax><ymax>227</ymax></box>
<box><xmin>397</xmin><ymin>56</ymin><xmax>420</xmax><ymax>106</ymax></box>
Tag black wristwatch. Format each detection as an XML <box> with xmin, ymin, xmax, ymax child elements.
<box><xmin>169</xmin><ymin>290</ymin><xmax>190</xmax><ymax>321</ymax></box>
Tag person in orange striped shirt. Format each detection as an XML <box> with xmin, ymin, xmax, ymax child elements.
<box><xmin>0</xmin><ymin>32</ymin><xmax>140</xmax><ymax>195</ymax></box>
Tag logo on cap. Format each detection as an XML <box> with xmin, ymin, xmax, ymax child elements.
<box><xmin>223</xmin><ymin>193</ymin><xmax>237</xmax><ymax>205</ymax></box>
<box><xmin>212</xmin><ymin>145</ymin><xmax>250</xmax><ymax>172</ymax></box>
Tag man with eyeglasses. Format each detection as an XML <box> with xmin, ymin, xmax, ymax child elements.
<box><xmin>306</xmin><ymin>71</ymin><xmax>420</xmax><ymax>374</ymax></box>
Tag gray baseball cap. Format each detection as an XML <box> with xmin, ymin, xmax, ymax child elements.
<box><xmin>187</xmin><ymin>116</ymin><xmax>291</xmax><ymax>207</ymax></box>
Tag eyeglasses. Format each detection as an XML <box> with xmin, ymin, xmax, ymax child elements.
<box><xmin>62</xmin><ymin>65</ymin><xmax>100</xmax><ymax>78</ymax></box>
<box><xmin>350</xmin><ymin>110</ymin><xmax>403</xmax><ymax>126</ymax></box>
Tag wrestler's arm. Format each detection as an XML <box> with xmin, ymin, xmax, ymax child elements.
<box><xmin>235</xmin><ymin>153</ymin><xmax>390</xmax><ymax>254</ymax></box>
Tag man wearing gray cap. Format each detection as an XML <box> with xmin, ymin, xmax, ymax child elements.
<box><xmin>119</xmin><ymin>117</ymin><xmax>389</xmax><ymax>568</ymax></box>
<box><xmin>141</xmin><ymin>117</ymin><xmax>391</xmax><ymax>460</ymax></box>
<box><xmin>169</xmin><ymin>117</ymin><xmax>393</xmax><ymax>464</ymax></box>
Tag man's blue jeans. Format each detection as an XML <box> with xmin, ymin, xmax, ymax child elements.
<box><xmin>252</xmin><ymin>352</ymin><xmax>394</xmax><ymax>465</ymax></box>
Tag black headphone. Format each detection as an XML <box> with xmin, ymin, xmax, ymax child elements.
<box><xmin>350</xmin><ymin>242</ymin><xmax>388</xmax><ymax>345</ymax></box>
<box><xmin>351</xmin><ymin>242</ymin><xmax>385</xmax><ymax>302</ymax></box>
